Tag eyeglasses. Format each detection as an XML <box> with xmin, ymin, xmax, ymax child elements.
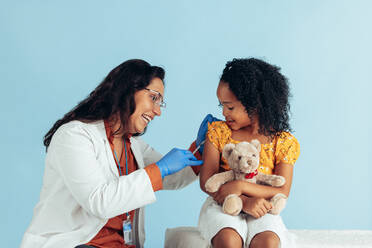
<box><xmin>144</xmin><ymin>88</ymin><xmax>166</xmax><ymax>108</ymax></box>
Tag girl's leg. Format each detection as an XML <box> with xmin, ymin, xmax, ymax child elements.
<box><xmin>246</xmin><ymin>214</ymin><xmax>296</xmax><ymax>248</ymax></box>
<box><xmin>249</xmin><ymin>231</ymin><xmax>280</xmax><ymax>248</ymax></box>
<box><xmin>199</xmin><ymin>197</ymin><xmax>248</xmax><ymax>247</ymax></box>
<box><xmin>212</xmin><ymin>227</ymin><xmax>243</xmax><ymax>248</ymax></box>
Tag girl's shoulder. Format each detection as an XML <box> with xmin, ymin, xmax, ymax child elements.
<box><xmin>276</xmin><ymin>131</ymin><xmax>297</xmax><ymax>140</ymax></box>
<box><xmin>209</xmin><ymin>120</ymin><xmax>228</xmax><ymax>128</ymax></box>
<box><xmin>275</xmin><ymin>131</ymin><xmax>299</xmax><ymax>145</ymax></box>
<box><xmin>207</xmin><ymin>121</ymin><xmax>232</xmax><ymax>151</ymax></box>
<box><xmin>208</xmin><ymin>121</ymin><xmax>232</xmax><ymax>139</ymax></box>
<box><xmin>273</xmin><ymin>131</ymin><xmax>300</xmax><ymax>165</ymax></box>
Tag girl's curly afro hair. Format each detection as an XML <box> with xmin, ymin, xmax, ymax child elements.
<box><xmin>220</xmin><ymin>58</ymin><xmax>292</xmax><ymax>137</ymax></box>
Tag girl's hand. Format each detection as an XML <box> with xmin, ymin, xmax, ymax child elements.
<box><xmin>240</xmin><ymin>195</ymin><xmax>272</xmax><ymax>219</ymax></box>
<box><xmin>213</xmin><ymin>181</ymin><xmax>243</xmax><ymax>205</ymax></box>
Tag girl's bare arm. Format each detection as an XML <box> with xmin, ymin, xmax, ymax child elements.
<box><xmin>240</xmin><ymin>162</ymin><xmax>294</xmax><ymax>198</ymax></box>
<box><xmin>213</xmin><ymin>162</ymin><xmax>294</xmax><ymax>205</ymax></box>
<box><xmin>199</xmin><ymin>139</ymin><xmax>221</xmax><ymax>195</ymax></box>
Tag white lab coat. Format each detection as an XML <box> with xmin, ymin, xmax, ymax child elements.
<box><xmin>20</xmin><ymin>120</ymin><xmax>197</xmax><ymax>248</ymax></box>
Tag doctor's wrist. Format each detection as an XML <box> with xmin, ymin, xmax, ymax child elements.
<box><xmin>155</xmin><ymin>162</ymin><xmax>168</xmax><ymax>178</ymax></box>
<box><xmin>144</xmin><ymin>163</ymin><xmax>163</xmax><ymax>192</ymax></box>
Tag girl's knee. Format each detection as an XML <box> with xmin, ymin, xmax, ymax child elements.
<box><xmin>212</xmin><ymin>228</ymin><xmax>243</xmax><ymax>248</ymax></box>
<box><xmin>249</xmin><ymin>231</ymin><xmax>280</xmax><ymax>248</ymax></box>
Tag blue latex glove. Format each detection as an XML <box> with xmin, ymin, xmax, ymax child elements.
<box><xmin>156</xmin><ymin>148</ymin><xmax>203</xmax><ymax>178</ymax></box>
<box><xmin>196</xmin><ymin>114</ymin><xmax>221</xmax><ymax>154</ymax></box>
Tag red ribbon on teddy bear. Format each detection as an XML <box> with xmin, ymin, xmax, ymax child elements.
<box><xmin>244</xmin><ymin>169</ymin><xmax>258</xmax><ymax>179</ymax></box>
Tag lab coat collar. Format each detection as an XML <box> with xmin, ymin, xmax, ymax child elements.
<box><xmin>96</xmin><ymin>120</ymin><xmax>145</xmax><ymax>177</ymax></box>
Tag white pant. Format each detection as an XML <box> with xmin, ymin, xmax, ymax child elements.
<box><xmin>198</xmin><ymin>197</ymin><xmax>296</xmax><ymax>248</ymax></box>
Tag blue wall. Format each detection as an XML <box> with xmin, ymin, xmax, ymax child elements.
<box><xmin>1</xmin><ymin>1</ymin><xmax>371</xmax><ymax>247</ymax></box>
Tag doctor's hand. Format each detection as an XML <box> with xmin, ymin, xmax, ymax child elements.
<box><xmin>196</xmin><ymin>114</ymin><xmax>221</xmax><ymax>155</ymax></box>
<box><xmin>156</xmin><ymin>148</ymin><xmax>203</xmax><ymax>178</ymax></box>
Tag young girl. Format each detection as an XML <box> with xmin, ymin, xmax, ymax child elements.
<box><xmin>198</xmin><ymin>58</ymin><xmax>300</xmax><ymax>248</ymax></box>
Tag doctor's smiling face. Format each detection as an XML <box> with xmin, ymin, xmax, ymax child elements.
<box><xmin>128</xmin><ymin>77</ymin><xmax>164</xmax><ymax>134</ymax></box>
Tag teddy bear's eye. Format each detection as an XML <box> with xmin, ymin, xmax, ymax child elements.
<box><xmin>252</xmin><ymin>154</ymin><xmax>256</xmax><ymax>157</ymax></box>
<box><xmin>238</xmin><ymin>156</ymin><xmax>242</xmax><ymax>160</ymax></box>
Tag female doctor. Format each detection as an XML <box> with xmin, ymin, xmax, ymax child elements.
<box><xmin>21</xmin><ymin>59</ymin><xmax>215</xmax><ymax>248</ymax></box>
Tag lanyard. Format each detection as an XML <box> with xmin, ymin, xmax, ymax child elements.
<box><xmin>113</xmin><ymin>139</ymin><xmax>128</xmax><ymax>176</ymax></box>
<box><xmin>113</xmin><ymin>139</ymin><xmax>130</xmax><ymax>220</ymax></box>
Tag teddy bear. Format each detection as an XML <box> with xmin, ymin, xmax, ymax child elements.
<box><xmin>205</xmin><ymin>140</ymin><xmax>287</xmax><ymax>216</ymax></box>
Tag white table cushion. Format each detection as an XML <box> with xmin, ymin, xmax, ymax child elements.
<box><xmin>164</xmin><ymin>226</ymin><xmax>372</xmax><ymax>248</ymax></box>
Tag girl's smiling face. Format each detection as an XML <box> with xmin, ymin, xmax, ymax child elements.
<box><xmin>217</xmin><ymin>81</ymin><xmax>253</xmax><ymax>131</ymax></box>
<box><xmin>128</xmin><ymin>77</ymin><xmax>164</xmax><ymax>134</ymax></box>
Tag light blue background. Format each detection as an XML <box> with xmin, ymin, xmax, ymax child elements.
<box><xmin>1</xmin><ymin>0</ymin><xmax>371</xmax><ymax>247</ymax></box>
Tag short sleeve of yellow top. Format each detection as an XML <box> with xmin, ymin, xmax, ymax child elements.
<box><xmin>207</xmin><ymin>121</ymin><xmax>300</xmax><ymax>174</ymax></box>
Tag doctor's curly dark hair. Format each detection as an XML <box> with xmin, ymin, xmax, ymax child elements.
<box><xmin>220</xmin><ymin>58</ymin><xmax>292</xmax><ymax>137</ymax></box>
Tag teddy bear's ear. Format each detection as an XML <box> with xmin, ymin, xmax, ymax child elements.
<box><xmin>250</xmin><ymin>139</ymin><xmax>261</xmax><ymax>152</ymax></box>
<box><xmin>222</xmin><ymin>143</ymin><xmax>235</xmax><ymax>160</ymax></box>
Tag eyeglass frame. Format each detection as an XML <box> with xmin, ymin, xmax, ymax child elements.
<box><xmin>144</xmin><ymin>88</ymin><xmax>166</xmax><ymax>108</ymax></box>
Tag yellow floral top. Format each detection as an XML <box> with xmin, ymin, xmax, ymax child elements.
<box><xmin>207</xmin><ymin>121</ymin><xmax>300</xmax><ymax>175</ymax></box>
